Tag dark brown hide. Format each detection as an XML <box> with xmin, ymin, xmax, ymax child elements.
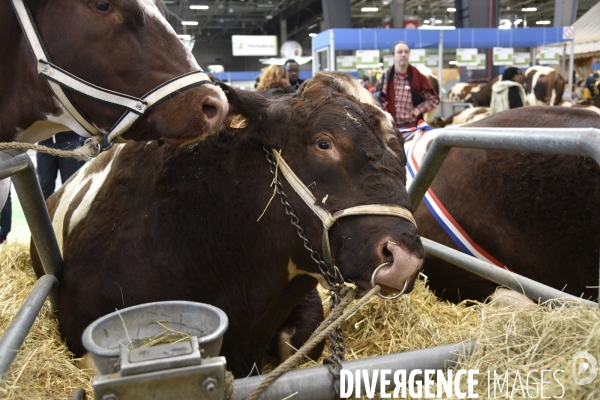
<box><xmin>470</xmin><ymin>76</ymin><xmax>500</xmax><ymax>107</ymax></box>
<box><xmin>31</xmin><ymin>72</ymin><xmax>424</xmax><ymax>376</ymax></box>
<box><xmin>0</xmin><ymin>0</ymin><xmax>227</xmax><ymax>145</ymax></box>
<box><xmin>416</xmin><ymin>106</ymin><xmax>600</xmax><ymax>303</ymax></box>
<box><xmin>523</xmin><ymin>68</ymin><xmax>565</xmax><ymax>106</ymax></box>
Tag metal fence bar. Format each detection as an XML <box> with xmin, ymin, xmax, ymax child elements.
<box><xmin>407</xmin><ymin>128</ymin><xmax>600</xmax><ymax>304</ymax></box>
<box><xmin>5</xmin><ymin>150</ymin><xmax>64</xmax><ymax>281</ymax></box>
<box><xmin>233</xmin><ymin>341</ymin><xmax>475</xmax><ymax>400</ymax></box>
<box><xmin>422</xmin><ymin>238</ymin><xmax>597</xmax><ymax>306</ymax></box>
<box><xmin>0</xmin><ymin>274</ymin><xmax>59</xmax><ymax>380</ymax></box>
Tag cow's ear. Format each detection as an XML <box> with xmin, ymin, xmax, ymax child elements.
<box><xmin>216</xmin><ymin>83</ymin><xmax>287</xmax><ymax>147</ymax></box>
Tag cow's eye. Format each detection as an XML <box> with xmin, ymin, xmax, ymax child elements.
<box><xmin>95</xmin><ymin>2</ymin><xmax>110</xmax><ymax>12</ymax></box>
<box><xmin>317</xmin><ymin>141</ymin><xmax>331</xmax><ymax>150</ymax></box>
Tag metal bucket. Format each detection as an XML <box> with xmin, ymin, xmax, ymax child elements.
<box><xmin>81</xmin><ymin>301</ymin><xmax>228</xmax><ymax>375</ymax></box>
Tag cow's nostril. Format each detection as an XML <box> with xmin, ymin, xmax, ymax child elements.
<box><xmin>202</xmin><ymin>104</ymin><xmax>217</xmax><ymax>118</ymax></box>
<box><xmin>381</xmin><ymin>243</ymin><xmax>393</xmax><ymax>259</ymax></box>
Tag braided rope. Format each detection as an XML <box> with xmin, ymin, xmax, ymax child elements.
<box><xmin>246</xmin><ymin>285</ymin><xmax>381</xmax><ymax>400</ymax></box>
<box><xmin>0</xmin><ymin>135</ymin><xmax>103</xmax><ymax>161</ymax></box>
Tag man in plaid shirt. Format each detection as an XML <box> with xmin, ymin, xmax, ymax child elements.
<box><xmin>375</xmin><ymin>41</ymin><xmax>440</xmax><ymax>129</ymax></box>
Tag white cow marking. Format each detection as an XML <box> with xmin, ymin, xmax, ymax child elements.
<box><xmin>52</xmin><ymin>145</ymin><xmax>124</xmax><ymax>254</ymax></box>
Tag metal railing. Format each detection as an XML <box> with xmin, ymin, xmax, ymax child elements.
<box><xmin>0</xmin><ymin>149</ymin><xmax>64</xmax><ymax>380</ymax></box>
<box><xmin>408</xmin><ymin>127</ymin><xmax>600</xmax><ymax>306</ymax></box>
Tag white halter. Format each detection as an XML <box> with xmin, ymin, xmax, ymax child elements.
<box><xmin>272</xmin><ymin>149</ymin><xmax>417</xmax><ymax>297</ymax></box>
<box><xmin>11</xmin><ymin>0</ymin><xmax>213</xmax><ymax>143</ymax></box>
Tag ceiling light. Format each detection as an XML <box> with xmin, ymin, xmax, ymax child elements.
<box><xmin>309</xmin><ymin>33</ymin><xmax>317</xmax><ymax>37</ymax></box>
<box><xmin>265</xmin><ymin>14</ymin><xmax>273</xmax><ymax>19</ymax></box>
<box><xmin>522</xmin><ymin>7</ymin><xmax>537</xmax><ymax>12</ymax></box>
<box><xmin>435</xmin><ymin>19</ymin><xmax>442</xmax><ymax>23</ymax></box>
<box><xmin>181</xmin><ymin>21</ymin><xmax>199</xmax><ymax>25</ymax></box>
<box><xmin>536</xmin><ymin>20</ymin><xmax>551</xmax><ymax>25</ymax></box>
<box><xmin>448</xmin><ymin>20</ymin><xmax>453</xmax><ymax>23</ymax></box>
<box><xmin>190</xmin><ymin>5</ymin><xmax>209</xmax><ymax>9</ymax></box>
<box><xmin>424</xmin><ymin>20</ymin><xmax>430</xmax><ymax>24</ymax></box>
<box><xmin>449</xmin><ymin>61</ymin><xmax>458</xmax><ymax>65</ymax></box>
<box><xmin>177</xmin><ymin>34</ymin><xmax>193</xmax><ymax>40</ymax></box>
<box><xmin>447</xmin><ymin>7</ymin><xmax>456</xmax><ymax>12</ymax></box>
<box><xmin>361</xmin><ymin>7</ymin><xmax>379</xmax><ymax>12</ymax></box>
<box><xmin>515</xmin><ymin>18</ymin><xmax>523</xmax><ymax>23</ymax></box>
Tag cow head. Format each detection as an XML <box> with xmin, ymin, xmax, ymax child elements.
<box><xmin>15</xmin><ymin>0</ymin><xmax>228</xmax><ymax>145</ymax></box>
<box><xmin>218</xmin><ymin>72</ymin><xmax>425</xmax><ymax>296</ymax></box>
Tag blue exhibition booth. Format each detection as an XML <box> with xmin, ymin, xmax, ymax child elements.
<box><xmin>311</xmin><ymin>27</ymin><xmax>575</xmax><ymax>92</ymax></box>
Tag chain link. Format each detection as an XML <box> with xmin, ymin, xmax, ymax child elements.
<box><xmin>263</xmin><ymin>146</ymin><xmax>347</xmax><ymax>393</ymax></box>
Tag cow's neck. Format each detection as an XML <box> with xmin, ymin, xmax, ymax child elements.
<box><xmin>0</xmin><ymin>3</ymin><xmax>65</xmax><ymax>142</ymax></box>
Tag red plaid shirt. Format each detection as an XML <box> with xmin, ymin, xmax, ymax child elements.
<box><xmin>392</xmin><ymin>71</ymin><xmax>440</xmax><ymax>124</ymax></box>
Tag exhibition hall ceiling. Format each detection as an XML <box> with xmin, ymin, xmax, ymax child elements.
<box><xmin>166</xmin><ymin>0</ymin><xmax>597</xmax><ymax>47</ymax></box>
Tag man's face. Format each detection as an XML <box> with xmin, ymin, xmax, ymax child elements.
<box><xmin>393</xmin><ymin>43</ymin><xmax>410</xmax><ymax>69</ymax></box>
<box><xmin>285</xmin><ymin>62</ymin><xmax>300</xmax><ymax>84</ymax></box>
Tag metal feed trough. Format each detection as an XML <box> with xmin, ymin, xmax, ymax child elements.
<box><xmin>0</xmin><ymin>127</ymin><xmax>597</xmax><ymax>399</ymax></box>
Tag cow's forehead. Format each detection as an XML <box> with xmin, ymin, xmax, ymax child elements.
<box><xmin>135</xmin><ymin>0</ymin><xmax>200</xmax><ymax>70</ymax></box>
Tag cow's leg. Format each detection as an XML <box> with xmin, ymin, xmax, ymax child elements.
<box><xmin>270</xmin><ymin>288</ymin><xmax>325</xmax><ymax>363</ymax></box>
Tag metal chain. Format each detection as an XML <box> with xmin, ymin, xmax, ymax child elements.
<box><xmin>263</xmin><ymin>146</ymin><xmax>346</xmax><ymax>393</ymax></box>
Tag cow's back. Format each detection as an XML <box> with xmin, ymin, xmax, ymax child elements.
<box><xmin>417</xmin><ymin>107</ymin><xmax>600</xmax><ymax>302</ymax></box>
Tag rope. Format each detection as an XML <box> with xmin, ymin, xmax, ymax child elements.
<box><xmin>0</xmin><ymin>135</ymin><xmax>103</xmax><ymax>161</ymax></box>
<box><xmin>246</xmin><ymin>285</ymin><xmax>381</xmax><ymax>400</ymax></box>
<box><xmin>224</xmin><ymin>371</ymin><xmax>235</xmax><ymax>400</ymax></box>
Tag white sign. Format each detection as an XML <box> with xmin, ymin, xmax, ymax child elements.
<box><xmin>232</xmin><ymin>35</ymin><xmax>278</xmax><ymax>56</ymax></box>
<box><xmin>337</xmin><ymin>56</ymin><xmax>357</xmax><ymax>71</ymax></box>
<box><xmin>356</xmin><ymin>50</ymin><xmax>381</xmax><ymax>69</ymax></box>
<box><xmin>409</xmin><ymin>49</ymin><xmax>426</xmax><ymax>65</ymax></box>
<box><xmin>466</xmin><ymin>53</ymin><xmax>486</xmax><ymax>70</ymax></box>
<box><xmin>493</xmin><ymin>47</ymin><xmax>514</xmax><ymax>66</ymax></box>
<box><xmin>425</xmin><ymin>54</ymin><xmax>439</xmax><ymax>68</ymax></box>
<box><xmin>456</xmin><ymin>48</ymin><xmax>478</xmax><ymax>66</ymax></box>
<box><xmin>513</xmin><ymin>52</ymin><xmax>531</xmax><ymax>67</ymax></box>
<box><xmin>539</xmin><ymin>46</ymin><xmax>561</xmax><ymax>63</ymax></box>
<box><xmin>383</xmin><ymin>55</ymin><xmax>394</xmax><ymax>69</ymax></box>
<box><xmin>562</xmin><ymin>26</ymin><xmax>574</xmax><ymax>40</ymax></box>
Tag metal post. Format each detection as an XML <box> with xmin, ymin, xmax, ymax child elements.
<box><xmin>422</xmin><ymin>238</ymin><xmax>597</xmax><ymax>306</ymax></box>
<box><xmin>8</xmin><ymin>153</ymin><xmax>64</xmax><ymax>281</ymax></box>
<box><xmin>329</xmin><ymin>30</ymin><xmax>335</xmax><ymax>71</ymax></box>
<box><xmin>438</xmin><ymin>30</ymin><xmax>444</xmax><ymax>98</ymax></box>
<box><xmin>568</xmin><ymin>32</ymin><xmax>575</xmax><ymax>101</ymax></box>
<box><xmin>561</xmin><ymin>43</ymin><xmax>566</xmax><ymax>79</ymax></box>
<box><xmin>234</xmin><ymin>341</ymin><xmax>475</xmax><ymax>400</ymax></box>
<box><xmin>0</xmin><ymin>274</ymin><xmax>59</xmax><ymax>380</ymax></box>
<box><xmin>407</xmin><ymin>127</ymin><xmax>600</xmax><ymax>303</ymax></box>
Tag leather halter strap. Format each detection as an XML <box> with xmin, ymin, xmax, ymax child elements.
<box><xmin>11</xmin><ymin>0</ymin><xmax>212</xmax><ymax>143</ymax></box>
<box><xmin>272</xmin><ymin>149</ymin><xmax>417</xmax><ymax>269</ymax></box>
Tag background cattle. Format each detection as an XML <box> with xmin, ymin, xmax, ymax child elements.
<box><xmin>414</xmin><ymin>106</ymin><xmax>600</xmax><ymax>304</ymax></box>
<box><xmin>447</xmin><ymin>83</ymin><xmax>482</xmax><ymax>102</ymax></box>
<box><xmin>523</xmin><ymin>66</ymin><xmax>565</xmax><ymax>106</ymax></box>
<box><xmin>438</xmin><ymin>107</ymin><xmax>490</xmax><ymax>127</ymax></box>
<box><xmin>31</xmin><ymin>72</ymin><xmax>425</xmax><ymax>377</ymax></box>
<box><xmin>469</xmin><ymin>76</ymin><xmax>501</xmax><ymax>107</ymax></box>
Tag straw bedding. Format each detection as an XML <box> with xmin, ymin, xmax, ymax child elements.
<box><xmin>0</xmin><ymin>242</ymin><xmax>598</xmax><ymax>399</ymax></box>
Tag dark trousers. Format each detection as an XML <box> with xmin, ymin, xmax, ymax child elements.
<box><xmin>36</xmin><ymin>135</ymin><xmax>85</xmax><ymax>200</ymax></box>
<box><xmin>0</xmin><ymin>190</ymin><xmax>11</xmax><ymax>237</ymax></box>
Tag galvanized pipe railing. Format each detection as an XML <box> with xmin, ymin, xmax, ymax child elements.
<box><xmin>0</xmin><ymin>149</ymin><xmax>64</xmax><ymax>381</ymax></box>
<box><xmin>233</xmin><ymin>341</ymin><xmax>475</xmax><ymax>400</ymax></box>
<box><xmin>408</xmin><ymin>128</ymin><xmax>600</xmax><ymax>304</ymax></box>
<box><xmin>0</xmin><ymin>274</ymin><xmax>59</xmax><ymax>379</ymax></box>
<box><xmin>0</xmin><ymin>150</ymin><xmax>65</xmax><ymax>281</ymax></box>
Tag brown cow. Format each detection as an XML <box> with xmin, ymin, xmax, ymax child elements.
<box><xmin>413</xmin><ymin>106</ymin><xmax>600</xmax><ymax>304</ymax></box>
<box><xmin>447</xmin><ymin>83</ymin><xmax>482</xmax><ymax>102</ymax></box>
<box><xmin>469</xmin><ymin>76</ymin><xmax>500</xmax><ymax>107</ymax></box>
<box><xmin>31</xmin><ymin>72</ymin><xmax>425</xmax><ymax>377</ymax></box>
<box><xmin>523</xmin><ymin>66</ymin><xmax>565</xmax><ymax>106</ymax></box>
<box><xmin>438</xmin><ymin>107</ymin><xmax>490</xmax><ymax>127</ymax></box>
<box><xmin>1</xmin><ymin>0</ymin><xmax>228</xmax><ymax>146</ymax></box>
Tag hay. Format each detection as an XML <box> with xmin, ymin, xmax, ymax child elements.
<box><xmin>0</xmin><ymin>242</ymin><xmax>598</xmax><ymax>399</ymax></box>
<box><xmin>0</xmin><ymin>242</ymin><xmax>93</xmax><ymax>400</ymax></box>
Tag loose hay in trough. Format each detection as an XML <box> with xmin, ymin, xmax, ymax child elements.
<box><xmin>0</xmin><ymin>242</ymin><xmax>599</xmax><ymax>399</ymax></box>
